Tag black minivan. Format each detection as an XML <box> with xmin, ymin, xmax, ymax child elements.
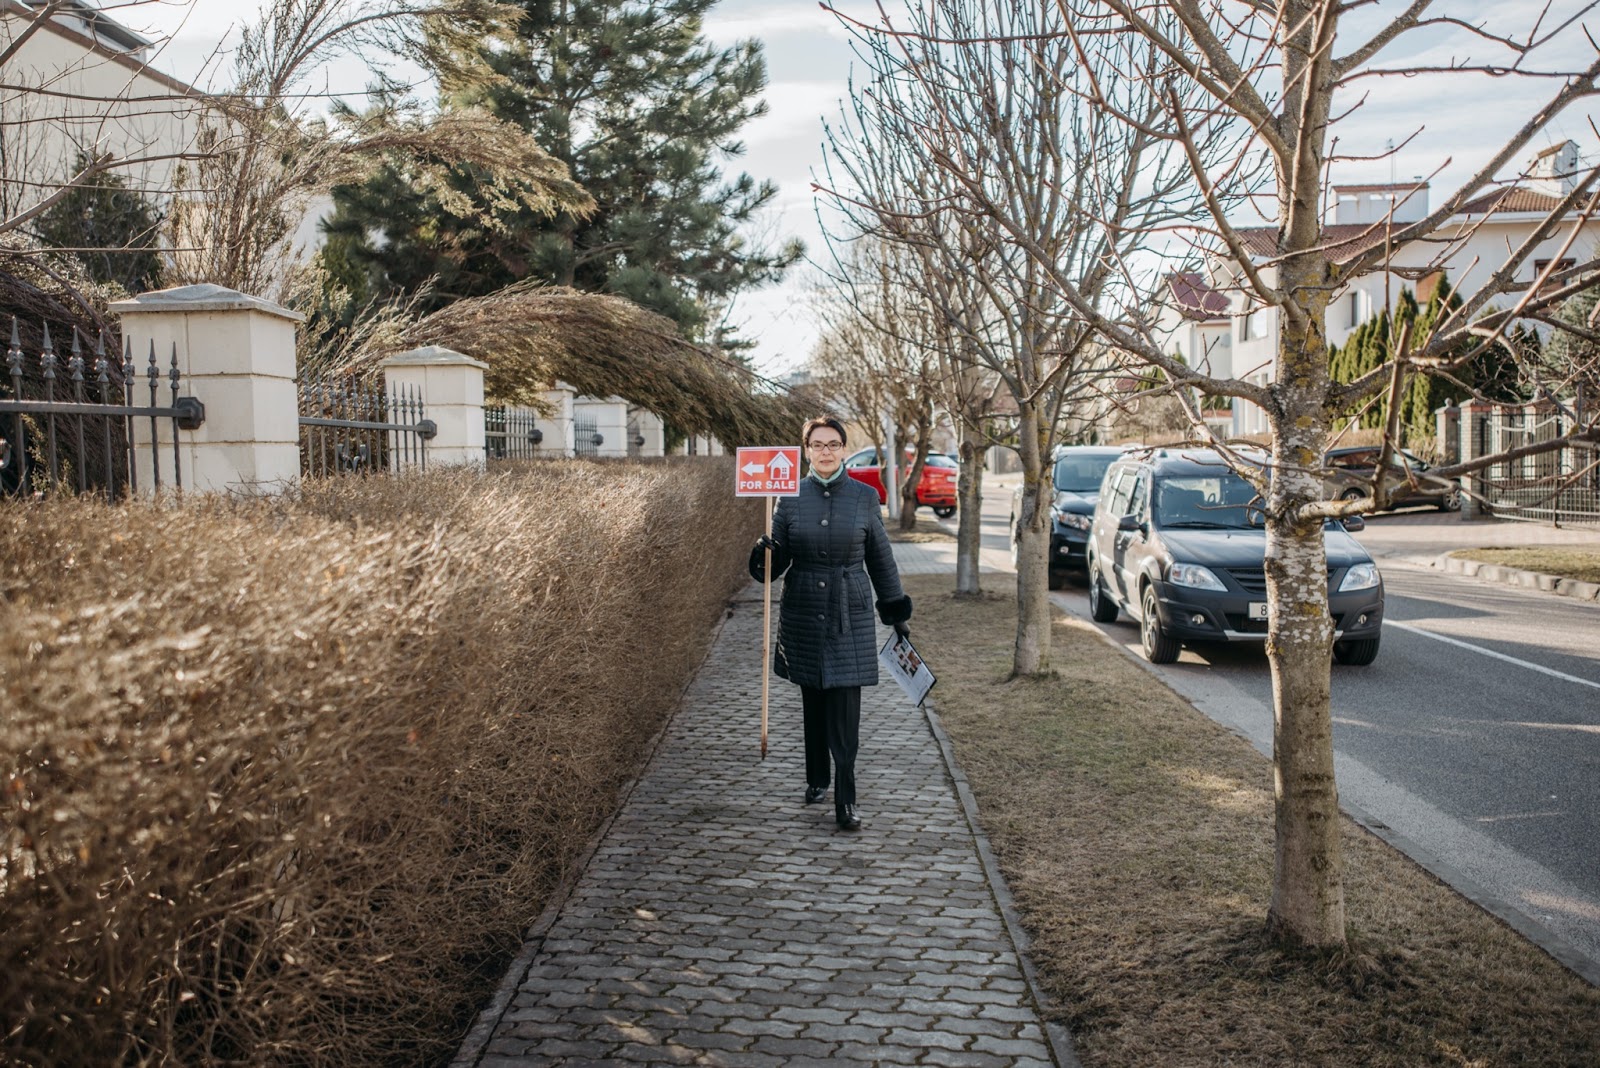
<box><xmin>1085</xmin><ymin>448</ymin><xmax>1385</xmax><ymax>665</ymax></box>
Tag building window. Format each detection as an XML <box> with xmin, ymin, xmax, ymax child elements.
<box><xmin>1534</xmin><ymin>258</ymin><xmax>1575</xmax><ymax>296</ymax></box>
<box><xmin>1347</xmin><ymin>291</ymin><xmax>1362</xmax><ymax>328</ymax></box>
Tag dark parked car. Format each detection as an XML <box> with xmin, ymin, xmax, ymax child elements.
<box><xmin>1086</xmin><ymin>448</ymin><xmax>1385</xmax><ymax>665</ymax></box>
<box><xmin>843</xmin><ymin>447</ymin><xmax>958</xmax><ymax>517</ymax></box>
<box><xmin>1010</xmin><ymin>445</ymin><xmax>1128</xmax><ymax>589</ymax></box>
<box><xmin>1323</xmin><ymin>446</ymin><xmax>1461</xmax><ymax>511</ymax></box>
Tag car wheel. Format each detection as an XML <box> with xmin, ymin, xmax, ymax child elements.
<box><xmin>1088</xmin><ymin>560</ymin><xmax>1118</xmax><ymax>623</ymax></box>
<box><xmin>1140</xmin><ymin>583</ymin><xmax>1180</xmax><ymax>664</ymax></box>
<box><xmin>1047</xmin><ymin>567</ymin><xmax>1065</xmax><ymax>591</ymax></box>
<box><xmin>1438</xmin><ymin>484</ymin><xmax>1462</xmax><ymax>512</ymax></box>
<box><xmin>1333</xmin><ymin>635</ymin><xmax>1381</xmax><ymax>666</ymax></box>
<box><xmin>934</xmin><ymin>505</ymin><xmax>956</xmax><ymax>518</ymax></box>
<box><xmin>1339</xmin><ymin>487</ymin><xmax>1364</xmax><ymax>503</ymax></box>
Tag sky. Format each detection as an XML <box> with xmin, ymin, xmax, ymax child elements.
<box><xmin>115</xmin><ymin>0</ymin><xmax>1600</xmax><ymax>379</ymax></box>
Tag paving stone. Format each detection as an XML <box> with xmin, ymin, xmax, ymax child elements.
<box><xmin>883</xmin><ymin>1027</ymin><xmax>970</xmax><ymax>1051</ymax></box>
<box><xmin>453</xmin><ymin>584</ymin><xmax>1057</xmax><ymax>1068</ymax></box>
<box><xmin>920</xmin><ymin>1049</ymin><xmax>1016</xmax><ymax>1068</ymax></box>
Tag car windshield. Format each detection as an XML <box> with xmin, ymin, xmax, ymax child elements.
<box><xmin>1054</xmin><ymin>453</ymin><xmax>1118</xmax><ymax>493</ymax></box>
<box><xmin>1154</xmin><ymin>473</ymin><xmax>1264</xmax><ymax>529</ymax></box>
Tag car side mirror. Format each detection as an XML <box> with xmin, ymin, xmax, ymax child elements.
<box><xmin>1342</xmin><ymin>514</ymin><xmax>1366</xmax><ymax>533</ymax></box>
<box><xmin>1116</xmin><ymin>513</ymin><xmax>1144</xmax><ymax>533</ymax></box>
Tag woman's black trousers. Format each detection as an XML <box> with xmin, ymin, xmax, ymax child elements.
<box><xmin>800</xmin><ymin>684</ymin><xmax>861</xmax><ymax>817</ymax></box>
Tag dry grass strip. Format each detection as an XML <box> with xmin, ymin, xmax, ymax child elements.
<box><xmin>1</xmin><ymin>459</ymin><xmax>760</xmax><ymax>1066</ymax></box>
<box><xmin>1449</xmin><ymin>547</ymin><xmax>1600</xmax><ymax>585</ymax></box>
<box><xmin>907</xmin><ymin>575</ymin><xmax>1600</xmax><ymax>1068</ymax></box>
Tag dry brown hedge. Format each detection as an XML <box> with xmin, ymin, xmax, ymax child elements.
<box><xmin>0</xmin><ymin>458</ymin><xmax>759</xmax><ymax>1066</ymax></box>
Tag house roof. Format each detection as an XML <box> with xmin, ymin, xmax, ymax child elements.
<box><xmin>1456</xmin><ymin>186</ymin><xmax>1569</xmax><ymax>216</ymax></box>
<box><xmin>1165</xmin><ymin>271</ymin><xmax>1230</xmax><ymax>321</ymax></box>
<box><xmin>1</xmin><ymin>0</ymin><xmax>199</xmax><ymax>98</ymax></box>
<box><xmin>1234</xmin><ymin>223</ymin><xmax>1395</xmax><ymax>264</ymax></box>
<box><xmin>1232</xmin><ymin>181</ymin><xmax>1581</xmax><ymax>265</ymax></box>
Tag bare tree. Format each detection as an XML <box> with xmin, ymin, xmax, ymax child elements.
<box><xmin>819</xmin><ymin>0</ymin><xmax>1214</xmax><ymax>674</ymax></box>
<box><xmin>809</xmin><ymin>236</ymin><xmax>949</xmax><ymax>532</ymax></box>
<box><xmin>892</xmin><ymin>0</ymin><xmax>1600</xmax><ymax>948</ymax></box>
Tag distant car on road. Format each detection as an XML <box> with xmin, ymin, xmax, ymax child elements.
<box><xmin>1086</xmin><ymin>447</ymin><xmax>1385</xmax><ymax>665</ymax></box>
<box><xmin>1010</xmin><ymin>445</ymin><xmax>1128</xmax><ymax>589</ymax></box>
<box><xmin>1323</xmin><ymin>446</ymin><xmax>1461</xmax><ymax>512</ymax></box>
<box><xmin>843</xmin><ymin>447</ymin><xmax>958</xmax><ymax>517</ymax></box>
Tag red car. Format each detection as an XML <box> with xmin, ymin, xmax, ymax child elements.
<box><xmin>843</xmin><ymin>447</ymin><xmax>958</xmax><ymax>517</ymax></box>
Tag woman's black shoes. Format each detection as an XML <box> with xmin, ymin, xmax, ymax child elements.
<box><xmin>837</xmin><ymin>805</ymin><xmax>861</xmax><ymax>831</ymax></box>
<box><xmin>804</xmin><ymin>785</ymin><xmax>827</xmax><ymax>805</ymax></box>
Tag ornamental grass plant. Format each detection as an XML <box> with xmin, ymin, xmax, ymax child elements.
<box><xmin>0</xmin><ymin>458</ymin><xmax>758</xmax><ymax>1066</ymax></box>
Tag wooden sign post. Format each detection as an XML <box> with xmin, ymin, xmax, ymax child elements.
<box><xmin>735</xmin><ymin>446</ymin><xmax>801</xmax><ymax>759</ymax></box>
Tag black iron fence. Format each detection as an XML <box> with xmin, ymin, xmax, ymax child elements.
<box><xmin>298</xmin><ymin>375</ymin><xmax>435</xmax><ymax>477</ymax></box>
<box><xmin>574</xmin><ymin>413</ymin><xmax>599</xmax><ymax>457</ymax></box>
<box><xmin>1</xmin><ymin>318</ymin><xmax>205</xmax><ymax>499</ymax></box>
<box><xmin>484</xmin><ymin>404</ymin><xmax>545</xmax><ymax>460</ymax></box>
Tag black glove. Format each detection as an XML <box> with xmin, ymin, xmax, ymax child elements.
<box><xmin>893</xmin><ymin>621</ymin><xmax>911</xmax><ymax>639</ymax></box>
<box><xmin>749</xmin><ymin>534</ymin><xmax>790</xmax><ymax>581</ymax></box>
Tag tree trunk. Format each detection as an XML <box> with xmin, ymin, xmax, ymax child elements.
<box><xmin>1012</xmin><ymin>400</ymin><xmax>1051</xmax><ymax>675</ymax></box>
<box><xmin>1264</xmin><ymin>265</ymin><xmax>1346</xmax><ymax>948</ymax></box>
<box><xmin>954</xmin><ymin>427</ymin><xmax>985</xmax><ymax>596</ymax></box>
<box><xmin>898</xmin><ymin>414</ymin><xmax>932</xmax><ymax>532</ymax></box>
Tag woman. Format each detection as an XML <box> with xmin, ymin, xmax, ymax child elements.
<box><xmin>749</xmin><ymin>416</ymin><xmax>912</xmax><ymax>832</ymax></box>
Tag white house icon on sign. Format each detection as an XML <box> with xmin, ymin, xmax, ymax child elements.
<box><xmin>768</xmin><ymin>452</ymin><xmax>794</xmax><ymax>478</ymax></box>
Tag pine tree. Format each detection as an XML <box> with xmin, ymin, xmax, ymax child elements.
<box><xmin>321</xmin><ymin>0</ymin><xmax>802</xmax><ymax>346</ymax></box>
<box><xmin>1329</xmin><ymin>278</ymin><xmax>1527</xmax><ymax>444</ymax></box>
<box><xmin>30</xmin><ymin>156</ymin><xmax>163</xmax><ymax>296</ymax></box>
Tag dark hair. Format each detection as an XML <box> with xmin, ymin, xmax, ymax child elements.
<box><xmin>801</xmin><ymin>416</ymin><xmax>847</xmax><ymax>448</ymax></box>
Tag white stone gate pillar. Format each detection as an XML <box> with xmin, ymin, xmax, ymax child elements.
<box><xmin>381</xmin><ymin>346</ymin><xmax>488</xmax><ymax>468</ymax></box>
<box><xmin>109</xmin><ymin>283</ymin><xmax>302</xmax><ymax>494</ymax></box>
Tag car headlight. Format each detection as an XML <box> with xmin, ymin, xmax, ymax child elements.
<box><xmin>1054</xmin><ymin>511</ymin><xmax>1092</xmax><ymax>531</ymax></box>
<box><xmin>1168</xmin><ymin>562</ymin><xmax>1226</xmax><ymax>591</ymax></box>
<box><xmin>1339</xmin><ymin>562</ymin><xmax>1380</xmax><ymax>591</ymax></box>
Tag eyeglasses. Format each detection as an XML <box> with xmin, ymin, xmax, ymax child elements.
<box><xmin>807</xmin><ymin>441</ymin><xmax>845</xmax><ymax>452</ymax></box>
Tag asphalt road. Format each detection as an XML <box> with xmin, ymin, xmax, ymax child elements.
<box><xmin>953</xmin><ymin>474</ymin><xmax>1600</xmax><ymax>980</ymax></box>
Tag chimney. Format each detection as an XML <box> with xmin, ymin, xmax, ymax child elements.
<box><xmin>1331</xmin><ymin>182</ymin><xmax>1429</xmax><ymax>225</ymax></box>
<box><xmin>1528</xmin><ymin>141</ymin><xmax>1579</xmax><ymax>197</ymax></box>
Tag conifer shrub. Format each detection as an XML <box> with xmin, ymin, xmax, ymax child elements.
<box><xmin>0</xmin><ymin>458</ymin><xmax>757</xmax><ymax>1065</ymax></box>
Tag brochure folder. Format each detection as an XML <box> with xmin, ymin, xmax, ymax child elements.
<box><xmin>879</xmin><ymin>631</ymin><xmax>937</xmax><ymax>707</ymax></box>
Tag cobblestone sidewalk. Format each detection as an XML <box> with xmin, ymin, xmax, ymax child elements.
<box><xmin>453</xmin><ymin>573</ymin><xmax>1068</xmax><ymax>1067</ymax></box>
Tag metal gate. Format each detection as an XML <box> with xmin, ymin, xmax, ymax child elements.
<box><xmin>574</xmin><ymin>413</ymin><xmax>599</xmax><ymax>457</ymax></box>
<box><xmin>1</xmin><ymin>318</ymin><xmax>204</xmax><ymax>499</ymax></box>
<box><xmin>1451</xmin><ymin>400</ymin><xmax>1600</xmax><ymax>526</ymax></box>
<box><xmin>298</xmin><ymin>375</ymin><xmax>435</xmax><ymax>477</ymax></box>
<box><xmin>484</xmin><ymin>404</ymin><xmax>544</xmax><ymax>460</ymax></box>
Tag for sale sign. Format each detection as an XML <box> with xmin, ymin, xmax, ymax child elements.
<box><xmin>735</xmin><ymin>446</ymin><xmax>801</xmax><ymax>496</ymax></box>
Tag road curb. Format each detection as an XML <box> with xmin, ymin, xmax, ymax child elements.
<box><xmin>1435</xmin><ymin>554</ymin><xmax>1600</xmax><ymax>604</ymax></box>
<box><xmin>1337</xmin><ymin>799</ymin><xmax>1600</xmax><ymax>989</ymax></box>
<box><xmin>922</xmin><ymin>698</ymin><xmax>1084</xmax><ymax>1068</ymax></box>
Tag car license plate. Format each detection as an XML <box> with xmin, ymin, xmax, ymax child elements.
<box><xmin>1248</xmin><ymin>602</ymin><xmax>1268</xmax><ymax>621</ymax></box>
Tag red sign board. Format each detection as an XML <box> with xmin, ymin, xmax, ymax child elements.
<box><xmin>735</xmin><ymin>446</ymin><xmax>801</xmax><ymax>497</ymax></box>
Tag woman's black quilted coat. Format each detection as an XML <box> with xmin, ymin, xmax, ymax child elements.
<box><xmin>748</xmin><ymin>474</ymin><xmax>912</xmax><ymax>689</ymax></box>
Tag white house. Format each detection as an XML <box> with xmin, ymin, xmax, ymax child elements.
<box><xmin>0</xmin><ymin>0</ymin><xmax>206</xmax><ymax>216</ymax></box>
<box><xmin>1157</xmin><ymin>142</ymin><xmax>1600</xmax><ymax>437</ymax></box>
